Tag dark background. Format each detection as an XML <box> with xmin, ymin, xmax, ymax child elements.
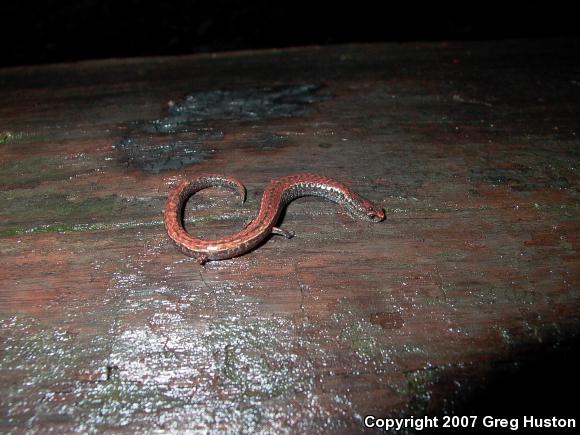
<box><xmin>0</xmin><ymin>0</ymin><xmax>578</xmax><ymax>67</ymax></box>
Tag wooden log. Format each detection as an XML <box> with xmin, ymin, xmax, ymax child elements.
<box><xmin>1</xmin><ymin>39</ymin><xmax>579</xmax><ymax>432</ymax></box>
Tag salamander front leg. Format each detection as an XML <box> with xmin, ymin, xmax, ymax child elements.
<box><xmin>272</xmin><ymin>227</ymin><xmax>294</xmax><ymax>239</ymax></box>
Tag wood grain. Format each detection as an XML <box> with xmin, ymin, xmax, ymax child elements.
<box><xmin>1</xmin><ymin>39</ymin><xmax>579</xmax><ymax>432</ymax></box>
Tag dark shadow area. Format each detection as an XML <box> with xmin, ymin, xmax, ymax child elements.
<box><xmin>429</xmin><ymin>334</ymin><xmax>580</xmax><ymax>434</ymax></box>
<box><xmin>1</xmin><ymin>0</ymin><xmax>579</xmax><ymax>67</ymax></box>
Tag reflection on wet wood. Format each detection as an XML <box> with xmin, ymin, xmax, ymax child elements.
<box><xmin>1</xmin><ymin>39</ymin><xmax>579</xmax><ymax>432</ymax></box>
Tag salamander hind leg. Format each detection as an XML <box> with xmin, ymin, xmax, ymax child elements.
<box><xmin>272</xmin><ymin>227</ymin><xmax>295</xmax><ymax>239</ymax></box>
<box><xmin>196</xmin><ymin>254</ymin><xmax>209</xmax><ymax>265</ymax></box>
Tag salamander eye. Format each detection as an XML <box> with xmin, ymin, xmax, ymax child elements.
<box><xmin>373</xmin><ymin>208</ymin><xmax>386</xmax><ymax>221</ymax></box>
<box><xmin>361</xmin><ymin>201</ymin><xmax>385</xmax><ymax>221</ymax></box>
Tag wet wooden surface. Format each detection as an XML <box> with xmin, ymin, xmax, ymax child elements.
<box><xmin>1</xmin><ymin>39</ymin><xmax>579</xmax><ymax>432</ymax></box>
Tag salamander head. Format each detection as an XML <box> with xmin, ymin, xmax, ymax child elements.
<box><xmin>361</xmin><ymin>200</ymin><xmax>385</xmax><ymax>222</ymax></box>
